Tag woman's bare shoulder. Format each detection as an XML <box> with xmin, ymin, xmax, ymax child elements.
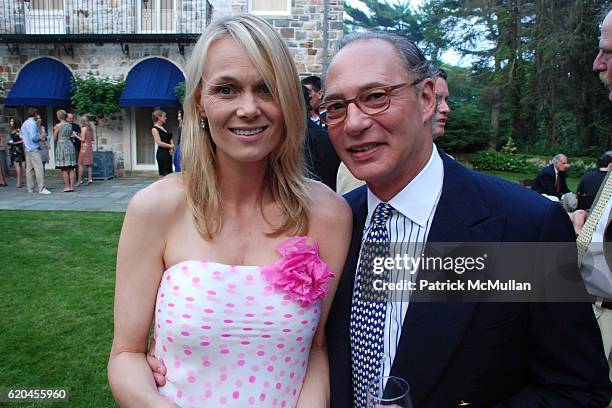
<box><xmin>127</xmin><ymin>175</ymin><xmax>187</xmax><ymax>221</ymax></box>
<box><xmin>305</xmin><ymin>180</ymin><xmax>352</xmax><ymax>235</ymax></box>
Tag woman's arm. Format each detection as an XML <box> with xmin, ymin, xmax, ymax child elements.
<box><xmin>75</xmin><ymin>126</ymin><xmax>86</xmax><ymax>142</ymax></box>
<box><xmin>151</xmin><ymin>128</ymin><xmax>174</xmax><ymax>149</ymax></box>
<box><xmin>297</xmin><ymin>184</ymin><xmax>352</xmax><ymax>408</ymax></box>
<box><xmin>107</xmin><ymin>184</ymin><xmax>178</xmax><ymax>408</ymax></box>
<box><xmin>53</xmin><ymin>124</ymin><xmax>59</xmax><ymax>141</ymax></box>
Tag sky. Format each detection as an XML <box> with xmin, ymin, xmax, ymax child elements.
<box><xmin>344</xmin><ymin>0</ymin><xmax>469</xmax><ymax>66</ymax></box>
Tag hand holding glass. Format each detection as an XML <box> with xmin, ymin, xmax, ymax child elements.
<box><xmin>367</xmin><ymin>376</ymin><xmax>413</xmax><ymax>408</ymax></box>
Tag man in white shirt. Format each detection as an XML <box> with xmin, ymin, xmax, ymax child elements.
<box><xmin>20</xmin><ymin>108</ymin><xmax>50</xmax><ymax>194</ymax></box>
<box><xmin>322</xmin><ymin>31</ymin><xmax>611</xmax><ymax>407</ymax></box>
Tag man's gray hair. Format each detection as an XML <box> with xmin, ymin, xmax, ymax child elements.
<box><xmin>325</xmin><ymin>31</ymin><xmax>431</xmax><ymax>86</ymax></box>
<box><xmin>552</xmin><ymin>153</ymin><xmax>567</xmax><ymax>164</ymax></box>
<box><xmin>599</xmin><ymin>4</ymin><xmax>612</xmax><ymax>24</ymax></box>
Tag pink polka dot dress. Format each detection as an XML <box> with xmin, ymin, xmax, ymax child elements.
<box><xmin>154</xmin><ymin>238</ymin><xmax>333</xmax><ymax>407</ymax></box>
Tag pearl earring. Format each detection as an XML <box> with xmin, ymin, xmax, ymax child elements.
<box><xmin>200</xmin><ymin>116</ymin><xmax>207</xmax><ymax>129</ymax></box>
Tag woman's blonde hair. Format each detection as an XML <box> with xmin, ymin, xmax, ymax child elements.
<box><xmin>182</xmin><ymin>13</ymin><xmax>309</xmax><ymax>239</ymax></box>
<box><xmin>79</xmin><ymin>115</ymin><xmax>90</xmax><ymax>128</ymax></box>
<box><xmin>56</xmin><ymin>109</ymin><xmax>66</xmax><ymax>120</ymax></box>
<box><xmin>152</xmin><ymin>110</ymin><xmax>165</xmax><ymax>123</ymax></box>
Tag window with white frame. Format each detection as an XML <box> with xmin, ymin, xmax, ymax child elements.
<box><xmin>248</xmin><ymin>0</ymin><xmax>291</xmax><ymax>16</ymax></box>
<box><xmin>139</xmin><ymin>0</ymin><xmax>176</xmax><ymax>33</ymax></box>
<box><xmin>25</xmin><ymin>0</ymin><xmax>65</xmax><ymax>34</ymax></box>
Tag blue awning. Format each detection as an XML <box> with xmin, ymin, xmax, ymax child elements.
<box><xmin>119</xmin><ymin>58</ymin><xmax>185</xmax><ymax>108</ymax></box>
<box><xmin>4</xmin><ymin>58</ymin><xmax>73</xmax><ymax>107</ymax></box>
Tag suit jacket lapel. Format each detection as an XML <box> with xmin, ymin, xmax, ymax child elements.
<box><xmin>390</xmin><ymin>153</ymin><xmax>506</xmax><ymax>406</ymax></box>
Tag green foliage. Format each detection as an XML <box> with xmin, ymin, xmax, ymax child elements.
<box><xmin>343</xmin><ymin>0</ymin><xmax>611</xmax><ymax>156</ymax></box>
<box><xmin>501</xmin><ymin>136</ymin><xmax>518</xmax><ymax>155</ymax></box>
<box><xmin>437</xmin><ymin>102</ymin><xmax>490</xmax><ymax>152</ymax></box>
<box><xmin>344</xmin><ymin>0</ymin><xmax>437</xmax><ymax>58</ymax></box>
<box><xmin>420</xmin><ymin>0</ymin><xmax>611</xmax><ymax>155</ymax></box>
<box><xmin>472</xmin><ymin>150</ymin><xmax>596</xmax><ymax>178</ymax></box>
<box><xmin>566</xmin><ymin>157</ymin><xmax>597</xmax><ymax>178</ymax></box>
<box><xmin>174</xmin><ymin>81</ymin><xmax>185</xmax><ymax>105</ymax></box>
<box><xmin>71</xmin><ymin>74</ymin><xmax>124</xmax><ymax>121</ymax></box>
<box><xmin>436</xmin><ymin>65</ymin><xmax>491</xmax><ymax>153</ymax></box>
<box><xmin>0</xmin><ymin>210</ymin><xmax>123</xmax><ymax>407</ymax></box>
<box><xmin>480</xmin><ymin>170</ymin><xmax>580</xmax><ymax>192</ymax></box>
<box><xmin>473</xmin><ymin>151</ymin><xmax>538</xmax><ymax>173</ymax></box>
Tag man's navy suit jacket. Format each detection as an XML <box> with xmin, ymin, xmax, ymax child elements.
<box><xmin>326</xmin><ymin>152</ymin><xmax>612</xmax><ymax>407</ymax></box>
<box><xmin>532</xmin><ymin>164</ymin><xmax>570</xmax><ymax>198</ymax></box>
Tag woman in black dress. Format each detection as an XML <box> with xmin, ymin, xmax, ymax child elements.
<box><xmin>151</xmin><ymin>110</ymin><xmax>174</xmax><ymax>176</ymax></box>
<box><xmin>8</xmin><ymin>117</ymin><xmax>25</xmax><ymax>188</ymax></box>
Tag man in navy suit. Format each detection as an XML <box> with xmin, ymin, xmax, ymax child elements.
<box><xmin>319</xmin><ymin>31</ymin><xmax>612</xmax><ymax>407</ymax></box>
<box><xmin>532</xmin><ymin>154</ymin><xmax>571</xmax><ymax>199</ymax></box>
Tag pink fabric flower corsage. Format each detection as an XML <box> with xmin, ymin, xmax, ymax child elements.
<box><xmin>261</xmin><ymin>236</ymin><xmax>335</xmax><ymax>307</ymax></box>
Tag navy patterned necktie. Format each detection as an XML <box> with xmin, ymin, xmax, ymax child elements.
<box><xmin>350</xmin><ymin>202</ymin><xmax>393</xmax><ymax>407</ymax></box>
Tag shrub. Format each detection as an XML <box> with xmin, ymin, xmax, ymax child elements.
<box><xmin>472</xmin><ymin>151</ymin><xmax>535</xmax><ymax>173</ymax></box>
<box><xmin>174</xmin><ymin>81</ymin><xmax>185</xmax><ymax>105</ymax></box>
<box><xmin>71</xmin><ymin>74</ymin><xmax>124</xmax><ymax>122</ymax></box>
<box><xmin>472</xmin><ymin>150</ymin><xmax>596</xmax><ymax>178</ymax></box>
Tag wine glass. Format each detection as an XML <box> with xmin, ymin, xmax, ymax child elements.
<box><xmin>366</xmin><ymin>375</ymin><xmax>413</xmax><ymax>408</ymax></box>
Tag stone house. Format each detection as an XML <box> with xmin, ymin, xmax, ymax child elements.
<box><xmin>0</xmin><ymin>0</ymin><xmax>344</xmax><ymax>173</ymax></box>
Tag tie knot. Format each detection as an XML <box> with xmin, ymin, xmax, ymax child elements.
<box><xmin>372</xmin><ymin>202</ymin><xmax>393</xmax><ymax>227</ymax></box>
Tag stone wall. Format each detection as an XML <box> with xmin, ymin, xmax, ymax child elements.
<box><xmin>212</xmin><ymin>0</ymin><xmax>344</xmax><ymax>76</ymax></box>
<box><xmin>0</xmin><ymin>0</ymin><xmax>344</xmax><ymax>173</ymax></box>
<box><xmin>0</xmin><ymin>42</ymin><xmax>192</xmax><ymax>171</ymax></box>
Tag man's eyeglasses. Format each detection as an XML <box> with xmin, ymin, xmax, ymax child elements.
<box><xmin>315</xmin><ymin>80</ymin><xmax>418</xmax><ymax>125</ymax></box>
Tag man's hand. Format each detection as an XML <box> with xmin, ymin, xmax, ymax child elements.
<box><xmin>568</xmin><ymin>209</ymin><xmax>588</xmax><ymax>236</ymax></box>
<box><xmin>147</xmin><ymin>338</ymin><xmax>168</xmax><ymax>387</ymax></box>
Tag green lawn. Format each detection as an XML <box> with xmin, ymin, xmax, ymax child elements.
<box><xmin>0</xmin><ymin>211</ymin><xmax>124</xmax><ymax>407</ymax></box>
<box><xmin>0</xmin><ymin>173</ymin><xmax>580</xmax><ymax>407</ymax></box>
<box><xmin>480</xmin><ymin>170</ymin><xmax>580</xmax><ymax>192</ymax></box>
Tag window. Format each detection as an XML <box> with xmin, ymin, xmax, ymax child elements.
<box><xmin>248</xmin><ymin>0</ymin><xmax>291</xmax><ymax>16</ymax></box>
<box><xmin>139</xmin><ymin>0</ymin><xmax>176</xmax><ymax>33</ymax></box>
<box><xmin>25</xmin><ymin>0</ymin><xmax>65</xmax><ymax>34</ymax></box>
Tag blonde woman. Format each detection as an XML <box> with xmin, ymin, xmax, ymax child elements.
<box><xmin>53</xmin><ymin>109</ymin><xmax>77</xmax><ymax>192</ymax></box>
<box><xmin>36</xmin><ymin>115</ymin><xmax>50</xmax><ymax>169</ymax></box>
<box><xmin>76</xmin><ymin>116</ymin><xmax>94</xmax><ymax>185</ymax></box>
<box><xmin>108</xmin><ymin>14</ymin><xmax>351</xmax><ymax>408</ymax></box>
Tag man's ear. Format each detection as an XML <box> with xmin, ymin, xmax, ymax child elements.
<box><xmin>419</xmin><ymin>78</ymin><xmax>436</xmax><ymax>125</ymax></box>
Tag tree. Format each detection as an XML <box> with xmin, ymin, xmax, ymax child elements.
<box><xmin>344</xmin><ymin>0</ymin><xmax>444</xmax><ymax>62</ymax></box>
<box><xmin>71</xmin><ymin>74</ymin><xmax>124</xmax><ymax>152</ymax></box>
<box><xmin>71</xmin><ymin>74</ymin><xmax>124</xmax><ymax>123</ymax></box>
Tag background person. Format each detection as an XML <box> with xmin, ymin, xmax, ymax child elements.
<box><xmin>37</xmin><ymin>114</ymin><xmax>50</xmax><ymax>170</ymax></box>
<box><xmin>532</xmin><ymin>153</ymin><xmax>570</xmax><ymax>199</ymax></box>
<box><xmin>20</xmin><ymin>108</ymin><xmax>50</xmax><ymax>194</ymax></box>
<box><xmin>0</xmin><ymin>128</ymin><xmax>8</xmax><ymax>187</ymax></box>
<box><xmin>67</xmin><ymin>112</ymin><xmax>81</xmax><ymax>164</ymax></box>
<box><xmin>173</xmin><ymin>111</ymin><xmax>182</xmax><ymax>172</ymax></box>
<box><xmin>7</xmin><ymin>117</ymin><xmax>25</xmax><ymax>188</ymax></box>
<box><xmin>302</xmin><ymin>85</ymin><xmax>340</xmax><ymax>190</ymax></box>
<box><xmin>53</xmin><ymin>109</ymin><xmax>77</xmax><ymax>192</ymax></box>
<box><xmin>432</xmin><ymin>67</ymin><xmax>450</xmax><ymax>140</ymax></box>
<box><xmin>108</xmin><ymin>14</ymin><xmax>351</xmax><ymax>408</ymax></box>
<box><xmin>77</xmin><ymin>116</ymin><xmax>94</xmax><ymax>185</ymax></box>
<box><xmin>151</xmin><ymin>110</ymin><xmax>174</xmax><ymax>177</ymax></box>
<box><xmin>301</xmin><ymin>75</ymin><xmax>325</xmax><ymax>126</ymax></box>
<box><xmin>577</xmin><ymin>154</ymin><xmax>612</xmax><ymax>210</ymax></box>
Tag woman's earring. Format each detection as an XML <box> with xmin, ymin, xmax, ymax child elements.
<box><xmin>200</xmin><ymin>115</ymin><xmax>207</xmax><ymax>129</ymax></box>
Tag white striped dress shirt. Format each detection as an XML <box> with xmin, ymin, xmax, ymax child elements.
<box><xmin>361</xmin><ymin>146</ymin><xmax>444</xmax><ymax>380</ymax></box>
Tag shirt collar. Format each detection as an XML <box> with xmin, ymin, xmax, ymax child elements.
<box><xmin>366</xmin><ymin>145</ymin><xmax>444</xmax><ymax>228</ymax></box>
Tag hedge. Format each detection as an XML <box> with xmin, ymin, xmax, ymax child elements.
<box><xmin>472</xmin><ymin>151</ymin><xmax>596</xmax><ymax>178</ymax></box>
